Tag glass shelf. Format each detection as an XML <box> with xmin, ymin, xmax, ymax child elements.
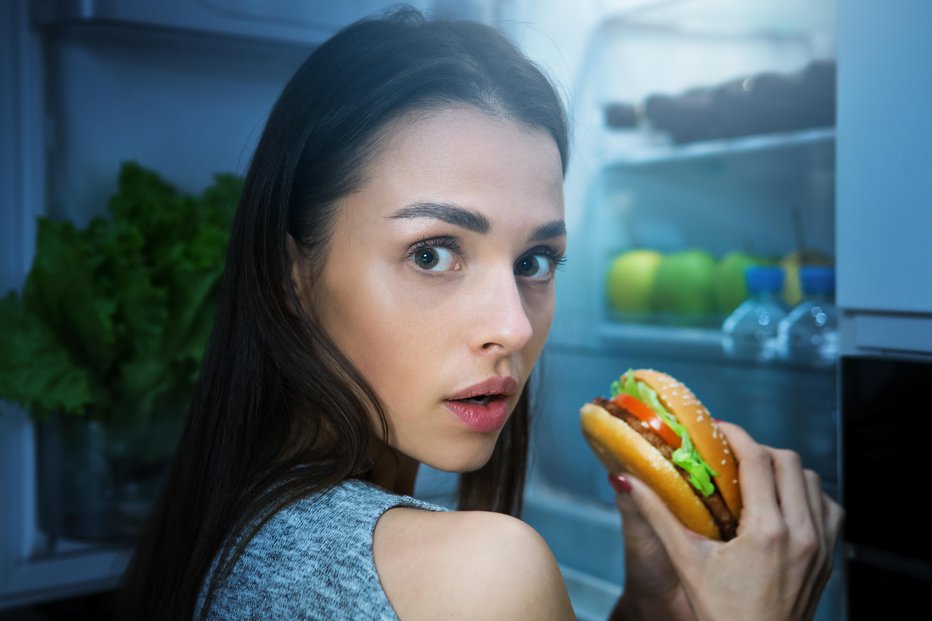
<box><xmin>1</xmin><ymin>545</ymin><xmax>129</xmax><ymax>609</ymax></box>
<box><xmin>598</xmin><ymin>126</ymin><xmax>835</xmax><ymax>170</ymax></box>
<box><xmin>599</xmin><ymin>320</ymin><xmax>722</xmax><ymax>354</ymax></box>
<box><xmin>598</xmin><ymin>0</ymin><xmax>835</xmax><ymax>40</ymax></box>
<box><xmin>597</xmin><ymin>319</ymin><xmax>837</xmax><ymax>373</ymax></box>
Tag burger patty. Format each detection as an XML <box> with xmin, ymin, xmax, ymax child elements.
<box><xmin>595</xmin><ymin>397</ymin><xmax>738</xmax><ymax>541</ymax></box>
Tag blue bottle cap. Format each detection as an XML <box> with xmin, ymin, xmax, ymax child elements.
<box><xmin>745</xmin><ymin>266</ymin><xmax>784</xmax><ymax>294</ymax></box>
<box><xmin>800</xmin><ymin>266</ymin><xmax>836</xmax><ymax>296</ymax></box>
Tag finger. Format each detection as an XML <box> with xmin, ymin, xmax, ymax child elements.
<box><xmin>820</xmin><ymin>495</ymin><xmax>845</xmax><ymax>604</ymax></box>
<box><xmin>802</xmin><ymin>492</ymin><xmax>844</xmax><ymax>620</ymax></box>
<box><xmin>613</xmin><ymin>482</ymin><xmax>673</xmax><ymax>564</ymax></box>
<box><xmin>614</xmin><ymin>483</ymin><xmax>641</xmax><ymax>519</ymax></box>
<box><xmin>775</xmin><ymin>463</ymin><xmax>826</xmax><ymax>618</ymax></box>
<box><xmin>609</xmin><ymin>473</ymin><xmax>646</xmax><ymax>524</ymax></box>
<box><xmin>769</xmin><ymin>450</ymin><xmax>823</xmax><ymax>619</ymax></box>
<box><xmin>803</xmin><ymin>470</ymin><xmax>826</xmax><ymax>544</ymax></box>
<box><xmin>716</xmin><ymin>422</ymin><xmax>781</xmax><ymax>527</ymax></box>
<box><xmin>801</xmin><ymin>471</ymin><xmax>828</xmax><ymax>599</ymax></box>
<box><xmin>800</xmin><ymin>536</ymin><xmax>836</xmax><ymax>620</ymax></box>
<box><xmin>798</xmin><ymin>555</ymin><xmax>834</xmax><ymax>621</ymax></box>
<box><xmin>823</xmin><ymin>493</ymin><xmax>845</xmax><ymax>554</ymax></box>
<box><xmin>771</xmin><ymin>449</ymin><xmax>812</xmax><ymax>526</ymax></box>
<box><xmin>624</xmin><ymin>475</ymin><xmax>707</xmax><ymax>563</ymax></box>
<box><xmin>614</xmin><ymin>478</ymin><xmax>650</xmax><ymax>530</ymax></box>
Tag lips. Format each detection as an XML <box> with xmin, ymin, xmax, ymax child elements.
<box><xmin>446</xmin><ymin>376</ymin><xmax>518</xmax><ymax>402</ymax></box>
<box><xmin>444</xmin><ymin>376</ymin><xmax>518</xmax><ymax>433</ymax></box>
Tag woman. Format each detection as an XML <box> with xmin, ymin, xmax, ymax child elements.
<box><xmin>121</xmin><ymin>7</ymin><xmax>842</xmax><ymax>620</ymax></box>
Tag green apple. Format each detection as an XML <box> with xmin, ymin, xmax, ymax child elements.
<box><xmin>606</xmin><ymin>249</ymin><xmax>663</xmax><ymax>315</ymax></box>
<box><xmin>713</xmin><ymin>251</ymin><xmax>765</xmax><ymax>315</ymax></box>
<box><xmin>781</xmin><ymin>250</ymin><xmax>833</xmax><ymax>307</ymax></box>
<box><xmin>652</xmin><ymin>249</ymin><xmax>717</xmax><ymax>320</ymax></box>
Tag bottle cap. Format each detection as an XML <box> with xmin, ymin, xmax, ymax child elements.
<box><xmin>800</xmin><ymin>266</ymin><xmax>836</xmax><ymax>296</ymax></box>
<box><xmin>745</xmin><ymin>266</ymin><xmax>784</xmax><ymax>294</ymax></box>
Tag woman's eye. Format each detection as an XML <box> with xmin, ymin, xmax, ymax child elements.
<box><xmin>413</xmin><ymin>246</ymin><xmax>456</xmax><ymax>271</ymax></box>
<box><xmin>514</xmin><ymin>254</ymin><xmax>554</xmax><ymax>281</ymax></box>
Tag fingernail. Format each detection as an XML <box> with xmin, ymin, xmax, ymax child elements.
<box><xmin>608</xmin><ymin>473</ymin><xmax>632</xmax><ymax>495</ymax></box>
<box><xmin>713</xmin><ymin>418</ymin><xmax>725</xmax><ymax>423</ymax></box>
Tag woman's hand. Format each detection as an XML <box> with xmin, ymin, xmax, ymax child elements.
<box><xmin>610</xmin><ymin>422</ymin><xmax>844</xmax><ymax>621</ymax></box>
<box><xmin>609</xmin><ymin>473</ymin><xmax>697</xmax><ymax>621</ymax></box>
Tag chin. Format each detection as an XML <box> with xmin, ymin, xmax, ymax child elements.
<box><xmin>425</xmin><ymin>436</ymin><xmax>500</xmax><ymax>473</ymax></box>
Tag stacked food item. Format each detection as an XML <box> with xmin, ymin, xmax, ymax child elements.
<box><xmin>604</xmin><ymin>60</ymin><xmax>836</xmax><ymax>143</ymax></box>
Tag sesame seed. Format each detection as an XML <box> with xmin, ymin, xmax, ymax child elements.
<box><xmin>722</xmin><ymin>459</ymin><xmax>727</xmax><ymax>465</ymax></box>
<box><xmin>724</xmin><ymin>448</ymin><xmax>729</xmax><ymax>454</ymax></box>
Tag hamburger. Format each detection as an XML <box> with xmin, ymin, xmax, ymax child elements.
<box><xmin>579</xmin><ymin>369</ymin><xmax>742</xmax><ymax>540</ymax></box>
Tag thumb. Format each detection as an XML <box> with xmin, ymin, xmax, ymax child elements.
<box><xmin>624</xmin><ymin>475</ymin><xmax>703</xmax><ymax>561</ymax></box>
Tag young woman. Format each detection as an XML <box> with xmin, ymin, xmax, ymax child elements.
<box><xmin>121</xmin><ymin>7</ymin><xmax>842</xmax><ymax>620</ymax></box>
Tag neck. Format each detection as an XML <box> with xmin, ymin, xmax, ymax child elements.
<box><xmin>366</xmin><ymin>443</ymin><xmax>420</xmax><ymax>496</ymax></box>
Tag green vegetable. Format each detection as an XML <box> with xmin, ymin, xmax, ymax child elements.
<box><xmin>614</xmin><ymin>370</ymin><xmax>719</xmax><ymax>497</ymax></box>
<box><xmin>0</xmin><ymin>162</ymin><xmax>242</xmax><ymax>423</ymax></box>
<box><xmin>672</xmin><ymin>433</ymin><xmax>718</xmax><ymax>497</ymax></box>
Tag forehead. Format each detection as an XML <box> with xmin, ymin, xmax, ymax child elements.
<box><xmin>350</xmin><ymin>105</ymin><xmax>564</xmax><ymax>222</ymax></box>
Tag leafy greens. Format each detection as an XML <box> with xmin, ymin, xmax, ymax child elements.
<box><xmin>0</xmin><ymin>162</ymin><xmax>241</xmax><ymax>424</ymax></box>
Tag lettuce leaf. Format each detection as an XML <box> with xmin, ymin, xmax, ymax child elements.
<box><xmin>614</xmin><ymin>370</ymin><xmax>719</xmax><ymax>497</ymax></box>
<box><xmin>0</xmin><ymin>162</ymin><xmax>241</xmax><ymax>423</ymax></box>
<box><xmin>0</xmin><ymin>292</ymin><xmax>94</xmax><ymax>417</ymax></box>
<box><xmin>672</xmin><ymin>432</ymin><xmax>718</xmax><ymax>497</ymax></box>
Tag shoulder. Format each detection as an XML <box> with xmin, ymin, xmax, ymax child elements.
<box><xmin>373</xmin><ymin>507</ymin><xmax>574</xmax><ymax>620</ymax></box>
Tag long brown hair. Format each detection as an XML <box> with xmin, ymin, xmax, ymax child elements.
<box><xmin>119</xmin><ymin>7</ymin><xmax>568</xmax><ymax>619</ymax></box>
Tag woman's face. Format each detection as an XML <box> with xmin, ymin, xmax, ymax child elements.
<box><xmin>304</xmin><ymin>105</ymin><xmax>565</xmax><ymax>473</ymax></box>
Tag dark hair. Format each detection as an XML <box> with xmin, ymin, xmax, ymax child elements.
<box><xmin>120</xmin><ymin>6</ymin><xmax>568</xmax><ymax>619</ymax></box>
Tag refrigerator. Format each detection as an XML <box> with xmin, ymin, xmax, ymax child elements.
<box><xmin>502</xmin><ymin>1</ymin><xmax>932</xmax><ymax>620</ymax></box>
<box><xmin>2</xmin><ymin>0</ymin><xmax>930</xmax><ymax>618</ymax></box>
<box><xmin>499</xmin><ymin>1</ymin><xmax>842</xmax><ymax>619</ymax></box>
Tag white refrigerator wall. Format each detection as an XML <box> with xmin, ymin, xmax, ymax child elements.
<box><xmin>836</xmin><ymin>0</ymin><xmax>932</xmax><ymax>355</ymax></box>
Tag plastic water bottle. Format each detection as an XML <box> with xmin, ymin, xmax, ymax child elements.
<box><xmin>776</xmin><ymin>267</ymin><xmax>839</xmax><ymax>367</ymax></box>
<box><xmin>721</xmin><ymin>266</ymin><xmax>788</xmax><ymax>361</ymax></box>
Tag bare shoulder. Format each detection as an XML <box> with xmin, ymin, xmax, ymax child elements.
<box><xmin>373</xmin><ymin>507</ymin><xmax>574</xmax><ymax>620</ymax></box>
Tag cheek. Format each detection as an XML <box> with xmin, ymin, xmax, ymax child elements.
<box><xmin>523</xmin><ymin>286</ymin><xmax>555</xmax><ymax>356</ymax></box>
<box><xmin>315</xmin><ymin>262</ymin><xmax>449</xmax><ymax>414</ymax></box>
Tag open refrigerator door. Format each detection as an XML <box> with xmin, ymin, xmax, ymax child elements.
<box><xmin>505</xmin><ymin>1</ymin><xmax>842</xmax><ymax>619</ymax></box>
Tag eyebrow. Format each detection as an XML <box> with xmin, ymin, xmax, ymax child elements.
<box><xmin>389</xmin><ymin>201</ymin><xmax>566</xmax><ymax>242</ymax></box>
<box><xmin>390</xmin><ymin>202</ymin><xmax>489</xmax><ymax>233</ymax></box>
<box><xmin>529</xmin><ymin>219</ymin><xmax>567</xmax><ymax>242</ymax></box>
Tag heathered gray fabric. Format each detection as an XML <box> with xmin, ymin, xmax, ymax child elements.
<box><xmin>196</xmin><ymin>478</ymin><xmax>449</xmax><ymax>620</ymax></box>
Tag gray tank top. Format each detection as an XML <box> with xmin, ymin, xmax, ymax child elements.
<box><xmin>196</xmin><ymin>478</ymin><xmax>449</xmax><ymax>620</ymax></box>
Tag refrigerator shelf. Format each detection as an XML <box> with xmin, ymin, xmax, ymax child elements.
<box><xmin>597</xmin><ymin>0</ymin><xmax>835</xmax><ymax>40</ymax></box>
<box><xmin>597</xmin><ymin>126</ymin><xmax>835</xmax><ymax>171</ymax></box>
<box><xmin>598</xmin><ymin>320</ymin><xmax>722</xmax><ymax>357</ymax></box>
<box><xmin>31</xmin><ymin>0</ymin><xmax>433</xmax><ymax>48</ymax></box>
<box><xmin>596</xmin><ymin>320</ymin><xmax>838</xmax><ymax>372</ymax></box>
<box><xmin>0</xmin><ymin>541</ymin><xmax>128</xmax><ymax>610</ymax></box>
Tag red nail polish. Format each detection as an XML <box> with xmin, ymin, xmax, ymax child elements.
<box><xmin>713</xmin><ymin>418</ymin><xmax>725</xmax><ymax>423</ymax></box>
<box><xmin>608</xmin><ymin>473</ymin><xmax>632</xmax><ymax>495</ymax></box>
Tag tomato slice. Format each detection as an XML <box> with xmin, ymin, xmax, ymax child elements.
<box><xmin>612</xmin><ymin>392</ymin><xmax>682</xmax><ymax>449</ymax></box>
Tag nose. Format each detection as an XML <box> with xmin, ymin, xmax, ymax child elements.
<box><xmin>469</xmin><ymin>268</ymin><xmax>534</xmax><ymax>356</ymax></box>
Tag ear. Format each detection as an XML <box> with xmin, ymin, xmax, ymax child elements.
<box><xmin>286</xmin><ymin>234</ymin><xmax>313</xmax><ymax>316</ymax></box>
